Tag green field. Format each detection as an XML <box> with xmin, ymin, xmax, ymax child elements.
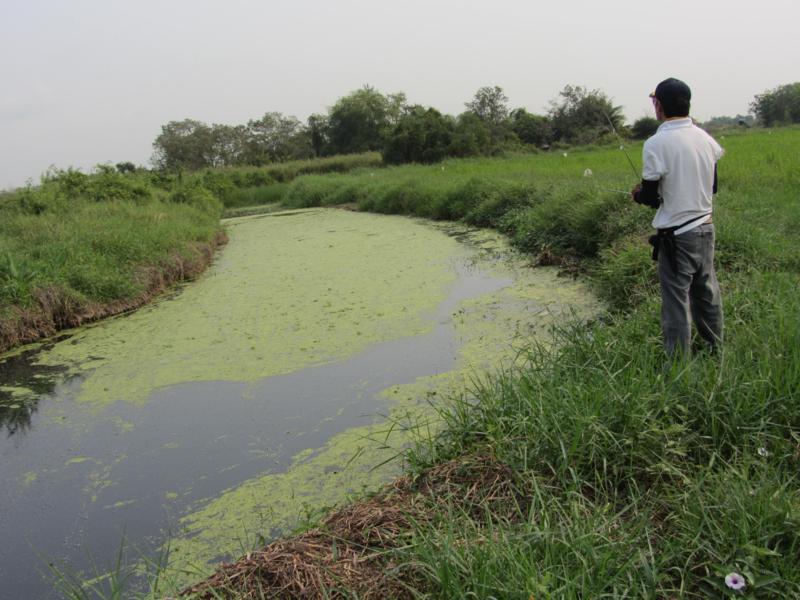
<box><xmin>267</xmin><ymin>127</ymin><xmax>800</xmax><ymax>598</ymax></box>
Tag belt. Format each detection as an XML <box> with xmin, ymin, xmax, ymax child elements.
<box><xmin>650</xmin><ymin>213</ymin><xmax>712</xmax><ymax>272</ymax></box>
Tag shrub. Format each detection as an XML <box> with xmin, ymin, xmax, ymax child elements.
<box><xmin>631</xmin><ymin>116</ymin><xmax>659</xmax><ymax>139</ymax></box>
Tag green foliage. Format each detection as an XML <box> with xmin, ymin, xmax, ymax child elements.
<box><xmin>383</xmin><ymin>106</ymin><xmax>454</xmax><ymax>164</ymax></box>
<box><xmin>448</xmin><ymin>112</ymin><xmax>491</xmax><ymax>158</ymax></box>
<box><xmin>464</xmin><ymin>86</ymin><xmax>510</xmax><ymax>125</ymax></box>
<box><xmin>549</xmin><ymin>84</ymin><xmax>625</xmax><ymax>144</ymax></box>
<box><xmin>152</xmin><ymin>119</ymin><xmax>217</xmax><ymax>170</ymax></box>
<box><xmin>631</xmin><ymin>116</ymin><xmax>660</xmax><ymax>139</ymax></box>
<box><xmin>326</xmin><ymin>85</ymin><xmax>406</xmax><ymax>155</ymax></box>
<box><xmin>168</xmin><ymin>183</ymin><xmax>223</xmax><ymax>217</ymax></box>
<box><xmin>244</xmin><ymin>112</ymin><xmax>313</xmax><ymax>164</ymax></box>
<box><xmin>509</xmin><ymin>108</ymin><xmax>553</xmax><ymax>146</ymax></box>
<box><xmin>750</xmin><ymin>82</ymin><xmax>800</xmax><ymax>126</ymax></box>
<box><xmin>0</xmin><ymin>167</ymin><xmax>222</xmax><ymax>315</ymax></box>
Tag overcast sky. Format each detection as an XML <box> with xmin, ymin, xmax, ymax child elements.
<box><xmin>1</xmin><ymin>0</ymin><xmax>797</xmax><ymax>189</ymax></box>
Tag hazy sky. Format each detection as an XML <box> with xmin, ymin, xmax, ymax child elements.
<box><xmin>1</xmin><ymin>0</ymin><xmax>797</xmax><ymax>189</ymax></box>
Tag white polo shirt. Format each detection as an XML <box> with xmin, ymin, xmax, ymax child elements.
<box><xmin>642</xmin><ymin>118</ymin><xmax>724</xmax><ymax>233</ymax></box>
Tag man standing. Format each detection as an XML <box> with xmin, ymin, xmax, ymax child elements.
<box><xmin>632</xmin><ymin>78</ymin><xmax>725</xmax><ymax>357</ymax></box>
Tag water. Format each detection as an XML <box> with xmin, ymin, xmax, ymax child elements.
<box><xmin>0</xmin><ymin>210</ymin><xmax>596</xmax><ymax>598</ymax></box>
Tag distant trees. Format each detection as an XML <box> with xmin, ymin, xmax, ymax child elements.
<box><xmin>151</xmin><ymin>83</ymin><xmax>644</xmax><ymax>172</ymax></box>
<box><xmin>750</xmin><ymin>83</ymin><xmax>800</xmax><ymax>126</ymax></box>
<box><xmin>548</xmin><ymin>85</ymin><xmax>625</xmax><ymax>145</ymax></box>
<box><xmin>245</xmin><ymin>112</ymin><xmax>313</xmax><ymax>164</ymax></box>
<box><xmin>383</xmin><ymin>107</ymin><xmax>454</xmax><ymax>164</ymax></box>
<box><xmin>509</xmin><ymin>108</ymin><xmax>553</xmax><ymax>147</ymax></box>
<box><xmin>152</xmin><ymin>114</ymin><xmax>312</xmax><ymax>171</ymax></box>
<box><xmin>702</xmin><ymin>114</ymin><xmax>754</xmax><ymax>130</ymax></box>
<box><xmin>631</xmin><ymin>116</ymin><xmax>660</xmax><ymax>140</ymax></box>
<box><xmin>326</xmin><ymin>86</ymin><xmax>407</xmax><ymax>155</ymax></box>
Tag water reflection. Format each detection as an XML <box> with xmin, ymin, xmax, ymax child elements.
<box><xmin>0</xmin><ymin>337</ymin><xmax>71</xmax><ymax>437</ymax></box>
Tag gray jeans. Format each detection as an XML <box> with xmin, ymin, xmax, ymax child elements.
<box><xmin>658</xmin><ymin>223</ymin><xmax>723</xmax><ymax>356</ymax></box>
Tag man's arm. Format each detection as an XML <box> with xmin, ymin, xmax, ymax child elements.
<box><xmin>632</xmin><ymin>179</ymin><xmax>661</xmax><ymax>208</ymax></box>
<box><xmin>713</xmin><ymin>164</ymin><xmax>718</xmax><ymax>194</ymax></box>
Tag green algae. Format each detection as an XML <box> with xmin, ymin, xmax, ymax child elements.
<box><xmin>26</xmin><ymin>209</ymin><xmax>469</xmax><ymax>406</ymax></box>
<box><xmin>164</xmin><ymin>224</ymin><xmax>598</xmax><ymax>582</ymax></box>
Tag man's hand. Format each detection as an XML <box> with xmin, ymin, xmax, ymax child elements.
<box><xmin>631</xmin><ymin>183</ymin><xmax>642</xmax><ymax>202</ymax></box>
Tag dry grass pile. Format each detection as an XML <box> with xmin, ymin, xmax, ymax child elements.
<box><xmin>178</xmin><ymin>452</ymin><xmax>525</xmax><ymax>600</ymax></box>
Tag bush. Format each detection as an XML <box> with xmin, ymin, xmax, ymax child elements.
<box><xmin>631</xmin><ymin>116</ymin><xmax>659</xmax><ymax>139</ymax></box>
<box><xmin>383</xmin><ymin>107</ymin><xmax>454</xmax><ymax>165</ymax></box>
<box><xmin>168</xmin><ymin>184</ymin><xmax>222</xmax><ymax>217</ymax></box>
<box><xmin>750</xmin><ymin>82</ymin><xmax>800</xmax><ymax>126</ymax></box>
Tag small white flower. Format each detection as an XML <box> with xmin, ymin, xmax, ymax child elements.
<box><xmin>619</xmin><ymin>145</ymin><xmax>624</xmax><ymax>150</ymax></box>
<box><xmin>583</xmin><ymin>168</ymin><xmax>593</xmax><ymax>177</ymax></box>
<box><xmin>758</xmin><ymin>446</ymin><xmax>770</xmax><ymax>457</ymax></box>
<box><xmin>562</xmin><ymin>152</ymin><xmax>568</xmax><ymax>157</ymax></box>
<box><xmin>725</xmin><ymin>572</ymin><xmax>746</xmax><ymax>591</ymax></box>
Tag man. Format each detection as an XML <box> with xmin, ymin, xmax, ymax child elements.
<box><xmin>632</xmin><ymin>77</ymin><xmax>725</xmax><ymax>357</ymax></box>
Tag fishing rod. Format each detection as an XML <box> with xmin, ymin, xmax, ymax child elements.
<box><xmin>602</xmin><ymin>110</ymin><xmax>640</xmax><ymax>180</ymax></box>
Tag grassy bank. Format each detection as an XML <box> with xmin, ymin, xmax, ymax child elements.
<box><xmin>193</xmin><ymin>152</ymin><xmax>383</xmax><ymax>211</ymax></box>
<box><xmin>182</xmin><ymin>127</ymin><xmax>800</xmax><ymax>598</ymax></box>
<box><xmin>0</xmin><ymin>167</ymin><xmax>227</xmax><ymax>355</ymax></box>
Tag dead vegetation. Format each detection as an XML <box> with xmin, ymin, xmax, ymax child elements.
<box><xmin>0</xmin><ymin>232</ymin><xmax>227</xmax><ymax>354</ymax></box>
<box><xmin>178</xmin><ymin>452</ymin><xmax>526</xmax><ymax>600</ymax></box>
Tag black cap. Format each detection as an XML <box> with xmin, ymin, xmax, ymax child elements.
<box><xmin>650</xmin><ymin>78</ymin><xmax>691</xmax><ymax>104</ymax></box>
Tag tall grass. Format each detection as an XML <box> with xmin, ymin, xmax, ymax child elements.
<box><xmin>278</xmin><ymin>128</ymin><xmax>800</xmax><ymax>597</ymax></box>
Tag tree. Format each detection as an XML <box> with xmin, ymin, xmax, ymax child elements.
<box><xmin>465</xmin><ymin>86</ymin><xmax>516</xmax><ymax>148</ymax></box>
<box><xmin>448</xmin><ymin>112</ymin><xmax>491</xmax><ymax>158</ymax></box>
<box><xmin>383</xmin><ymin>106</ymin><xmax>454</xmax><ymax>164</ymax></box>
<box><xmin>750</xmin><ymin>83</ymin><xmax>800</xmax><ymax>126</ymax></box>
<box><xmin>307</xmin><ymin>113</ymin><xmax>329</xmax><ymax>158</ymax></box>
<box><xmin>245</xmin><ymin>112</ymin><xmax>312</xmax><ymax>164</ymax></box>
<box><xmin>465</xmin><ymin>86</ymin><xmax>510</xmax><ymax>125</ymax></box>
<box><xmin>548</xmin><ymin>85</ymin><xmax>625</xmax><ymax>144</ymax></box>
<box><xmin>210</xmin><ymin>124</ymin><xmax>248</xmax><ymax>167</ymax></box>
<box><xmin>326</xmin><ymin>86</ymin><xmax>405</xmax><ymax>155</ymax></box>
<box><xmin>152</xmin><ymin>119</ymin><xmax>217</xmax><ymax>171</ymax></box>
<box><xmin>115</xmin><ymin>162</ymin><xmax>137</xmax><ymax>174</ymax></box>
<box><xmin>509</xmin><ymin>108</ymin><xmax>553</xmax><ymax>147</ymax></box>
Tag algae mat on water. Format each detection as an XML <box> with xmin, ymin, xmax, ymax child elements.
<box><xmin>30</xmin><ymin>209</ymin><xmax>469</xmax><ymax>406</ymax></box>
<box><xmin>163</xmin><ymin>215</ymin><xmax>599</xmax><ymax>584</ymax></box>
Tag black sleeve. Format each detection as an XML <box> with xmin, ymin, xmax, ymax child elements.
<box><xmin>634</xmin><ymin>179</ymin><xmax>661</xmax><ymax>209</ymax></box>
<box><xmin>713</xmin><ymin>164</ymin><xmax>718</xmax><ymax>194</ymax></box>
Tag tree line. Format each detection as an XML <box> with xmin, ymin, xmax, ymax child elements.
<box><xmin>152</xmin><ymin>81</ymin><xmax>800</xmax><ymax>171</ymax></box>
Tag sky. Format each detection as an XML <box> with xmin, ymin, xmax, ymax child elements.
<box><xmin>1</xmin><ymin>0</ymin><xmax>798</xmax><ymax>189</ymax></box>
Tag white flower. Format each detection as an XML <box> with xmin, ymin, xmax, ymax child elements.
<box><xmin>725</xmin><ymin>572</ymin><xmax>746</xmax><ymax>591</ymax></box>
<box><xmin>583</xmin><ymin>168</ymin><xmax>593</xmax><ymax>177</ymax></box>
<box><xmin>758</xmin><ymin>446</ymin><xmax>770</xmax><ymax>457</ymax></box>
<box><xmin>562</xmin><ymin>152</ymin><xmax>568</xmax><ymax>157</ymax></box>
